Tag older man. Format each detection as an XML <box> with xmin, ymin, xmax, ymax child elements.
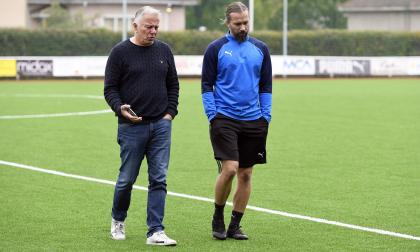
<box><xmin>104</xmin><ymin>6</ymin><xmax>179</xmax><ymax>246</ymax></box>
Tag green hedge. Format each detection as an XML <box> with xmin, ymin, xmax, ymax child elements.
<box><xmin>0</xmin><ymin>29</ymin><xmax>120</xmax><ymax>56</ymax></box>
<box><xmin>1</xmin><ymin>28</ymin><xmax>419</xmax><ymax>56</ymax></box>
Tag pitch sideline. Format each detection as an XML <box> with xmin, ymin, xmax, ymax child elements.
<box><xmin>0</xmin><ymin>159</ymin><xmax>419</xmax><ymax>242</ymax></box>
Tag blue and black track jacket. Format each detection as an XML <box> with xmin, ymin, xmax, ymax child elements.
<box><xmin>201</xmin><ymin>33</ymin><xmax>272</xmax><ymax>122</ymax></box>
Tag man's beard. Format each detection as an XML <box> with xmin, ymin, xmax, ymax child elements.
<box><xmin>235</xmin><ymin>31</ymin><xmax>248</xmax><ymax>41</ymax></box>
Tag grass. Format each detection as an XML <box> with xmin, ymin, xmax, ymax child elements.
<box><xmin>0</xmin><ymin>79</ymin><xmax>419</xmax><ymax>251</ymax></box>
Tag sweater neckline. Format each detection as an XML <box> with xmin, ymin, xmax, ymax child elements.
<box><xmin>127</xmin><ymin>38</ymin><xmax>157</xmax><ymax>48</ymax></box>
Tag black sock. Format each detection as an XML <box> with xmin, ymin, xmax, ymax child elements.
<box><xmin>229</xmin><ymin>210</ymin><xmax>244</xmax><ymax>228</ymax></box>
<box><xmin>213</xmin><ymin>203</ymin><xmax>225</xmax><ymax>220</ymax></box>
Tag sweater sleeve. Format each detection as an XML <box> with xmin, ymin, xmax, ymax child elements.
<box><xmin>201</xmin><ymin>44</ymin><xmax>218</xmax><ymax>121</ymax></box>
<box><xmin>104</xmin><ymin>47</ymin><xmax>123</xmax><ymax>116</ymax></box>
<box><xmin>165</xmin><ymin>46</ymin><xmax>180</xmax><ymax>119</ymax></box>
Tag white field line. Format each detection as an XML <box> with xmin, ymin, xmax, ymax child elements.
<box><xmin>0</xmin><ymin>160</ymin><xmax>419</xmax><ymax>242</ymax></box>
<box><xmin>0</xmin><ymin>109</ymin><xmax>112</xmax><ymax>119</ymax></box>
<box><xmin>0</xmin><ymin>93</ymin><xmax>110</xmax><ymax>119</ymax></box>
<box><xmin>0</xmin><ymin>94</ymin><xmax>104</xmax><ymax>100</ymax></box>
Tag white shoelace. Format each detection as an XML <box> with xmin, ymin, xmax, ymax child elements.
<box><xmin>156</xmin><ymin>231</ymin><xmax>167</xmax><ymax>240</ymax></box>
<box><xmin>113</xmin><ymin>222</ymin><xmax>125</xmax><ymax>234</ymax></box>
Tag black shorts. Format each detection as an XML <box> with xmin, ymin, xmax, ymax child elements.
<box><xmin>209</xmin><ymin>113</ymin><xmax>269</xmax><ymax>168</ymax></box>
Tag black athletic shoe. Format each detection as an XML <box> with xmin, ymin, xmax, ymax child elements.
<box><xmin>227</xmin><ymin>225</ymin><xmax>248</xmax><ymax>240</ymax></box>
<box><xmin>212</xmin><ymin>218</ymin><xmax>226</xmax><ymax>240</ymax></box>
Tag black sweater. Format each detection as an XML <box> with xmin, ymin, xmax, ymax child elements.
<box><xmin>104</xmin><ymin>39</ymin><xmax>179</xmax><ymax>123</ymax></box>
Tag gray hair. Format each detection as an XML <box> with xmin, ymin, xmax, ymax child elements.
<box><xmin>133</xmin><ymin>6</ymin><xmax>161</xmax><ymax>23</ymax></box>
<box><xmin>224</xmin><ymin>2</ymin><xmax>248</xmax><ymax>24</ymax></box>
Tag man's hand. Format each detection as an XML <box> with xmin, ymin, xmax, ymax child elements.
<box><xmin>120</xmin><ymin>104</ymin><xmax>142</xmax><ymax>123</ymax></box>
<box><xmin>162</xmin><ymin>114</ymin><xmax>173</xmax><ymax>120</ymax></box>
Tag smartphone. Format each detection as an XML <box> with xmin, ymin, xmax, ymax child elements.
<box><xmin>128</xmin><ymin>108</ymin><xmax>138</xmax><ymax>117</ymax></box>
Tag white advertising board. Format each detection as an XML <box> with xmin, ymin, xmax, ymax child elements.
<box><xmin>52</xmin><ymin>56</ymin><xmax>205</xmax><ymax>77</ymax></box>
<box><xmin>315</xmin><ymin>58</ymin><xmax>370</xmax><ymax>76</ymax></box>
<box><xmin>174</xmin><ymin>56</ymin><xmax>203</xmax><ymax>76</ymax></box>
<box><xmin>370</xmin><ymin>57</ymin><xmax>420</xmax><ymax>76</ymax></box>
<box><xmin>271</xmin><ymin>56</ymin><xmax>316</xmax><ymax>75</ymax></box>
<box><xmin>2</xmin><ymin>56</ymin><xmax>420</xmax><ymax>78</ymax></box>
<box><xmin>408</xmin><ymin>58</ymin><xmax>420</xmax><ymax>75</ymax></box>
<box><xmin>53</xmin><ymin>56</ymin><xmax>107</xmax><ymax>77</ymax></box>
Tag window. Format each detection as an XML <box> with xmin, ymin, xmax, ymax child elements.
<box><xmin>102</xmin><ymin>16</ymin><xmax>132</xmax><ymax>32</ymax></box>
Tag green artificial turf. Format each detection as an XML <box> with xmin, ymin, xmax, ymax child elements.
<box><xmin>0</xmin><ymin>79</ymin><xmax>419</xmax><ymax>251</ymax></box>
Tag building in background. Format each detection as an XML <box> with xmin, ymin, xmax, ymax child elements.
<box><xmin>0</xmin><ymin>0</ymin><xmax>27</xmax><ymax>28</ymax></box>
<box><xmin>339</xmin><ymin>0</ymin><xmax>420</xmax><ymax>31</ymax></box>
<box><xmin>0</xmin><ymin>0</ymin><xmax>198</xmax><ymax>31</ymax></box>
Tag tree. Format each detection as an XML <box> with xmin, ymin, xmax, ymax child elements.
<box><xmin>186</xmin><ymin>0</ymin><xmax>250</xmax><ymax>31</ymax></box>
<box><xmin>43</xmin><ymin>0</ymin><xmax>73</xmax><ymax>29</ymax></box>
<box><xmin>254</xmin><ymin>0</ymin><xmax>280</xmax><ymax>31</ymax></box>
<box><xmin>43</xmin><ymin>0</ymin><xmax>89</xmax><ymax>29</ymax></box>
<box><xmin>187</xmin><ymin>0</ymin><xmax>346</xmax><ymax>31</ymax></box>
<box><xmin>261</xmin><ymin>0</ymin><xmax>347</xmax><ymax>31</ymax></box>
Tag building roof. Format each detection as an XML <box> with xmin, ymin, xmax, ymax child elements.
<box><xmin>339</xmin><ymin>0</ymin><xmax>420</xmax><ymax>12</ymax></box>
<box><xmin>28</xmin><ymin>0</ymin><xmax>198</xmax><ymax>6</ymax></box>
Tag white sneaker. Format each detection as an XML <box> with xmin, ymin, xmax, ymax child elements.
<box><xmin>110</xmin><ymin>218</ymin><xmax>126</xmax><ymax>240</ymax></box>
<box><xmin>146</xmin><ymin>231</ymin><xmax>177</xmax><ymax>246</ymax></box>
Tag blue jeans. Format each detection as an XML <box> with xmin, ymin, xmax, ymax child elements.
<box><xmin>111</xmin><ymin>118</ymin><xmax>172</xmax><ymax>237</ymax></box>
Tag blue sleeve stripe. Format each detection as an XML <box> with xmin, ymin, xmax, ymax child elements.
<box><xmin>202</xmin><ymin>92</ymin><xmax>217</xmax><ymax>121</ymax></box>
<box><xmin>259</xmin><ymin>92</ymin><xmax>272</xmax><ymax>122</ymax></box>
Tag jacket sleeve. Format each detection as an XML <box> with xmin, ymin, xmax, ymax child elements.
<box><xmin>104</xmin><ymin>47</ymin><xmax>123</xmax><ymax>117</ymax></box>
<box><xmin>259</xmin><ymin>43</ymin><xmax>273</xmax><ymax>122</ymax></box>
<box><xmin>201</xmin><ymin>44</ymin><xmax>218</xmax><ymax>121</ymax></box>
<box><xmin>165</xmin><ymin>46</ymin><xmax>180</xmax><ymax>119</ymax></box>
